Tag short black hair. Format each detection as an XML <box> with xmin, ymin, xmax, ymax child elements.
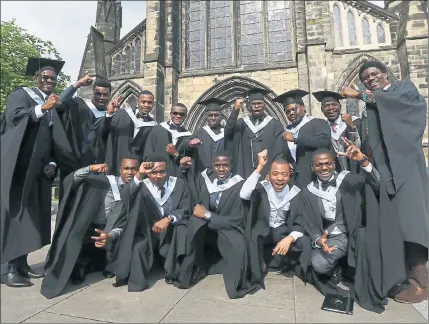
<box><xmin>358</xmin><ymin>60</ymin><xmax>388</xmax><ymax>82</ymax></box>
<box><xmin>121</xmin><ymin>155</ymin><xmax>139</xmax><ymax>162</ymax></box>
<box><xmin>145</xmin><ymin>153</ymin><xmax>168</xmax><ymax>164</ymax></box>
<box><xmin>213</xmin><ymin>150</ymin><xmax>232</xmax><ymax>163</ymax></box>
<box><xmin>271</xmin><ymin>159</ymin><xmax>289</xmax><ymax>168</ymax></box>
<box><xmin>93</xmin><ymin>79</ymin><xmax>112</xmax><ymax>92</ymax></box>
<box><xmin>139</xmin><ymin>90</ymin><xmax>154</xmax><ymax>98</ymax></box>
<box><xmin>312</xmin><ymin>148</ymin><xmax>334</xmax><ymax>161</ymax></box>
<box><xmin>172</xmin><ymin>103</ymin><xmax>188</xmax><ymax>112</ymax></box>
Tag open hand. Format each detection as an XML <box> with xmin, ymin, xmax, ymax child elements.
<box><xmin>272</xmin><ymin>236</ymin><xmax>294</xmax><ymax>256</ymax></box>
<box><xmin>107</xmin><ymin>96</ymin><xmax>123</xmax><ymax>115</ymax></box>
<box><xmin>317</xmin><ymin>231</ymin><xmax>337</xmax><ymax>254</ymax></box>
<box><xmin>337</xmin><ymin>137</ymin><xmax>365</xmax><ymax>161</ymax></box>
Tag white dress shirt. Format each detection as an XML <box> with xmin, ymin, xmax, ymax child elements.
<box><xmin>141</xmin><ymin>178</ymin><xmax>177</xmax><ymax>223</ymax></box>
<box><xmin>240</xmin><ymin>170</ymin><xmax>303</xmax><ymax>242</ymax></box>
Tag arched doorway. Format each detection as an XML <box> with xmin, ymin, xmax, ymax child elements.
<box><xmin>183</xmin><ymin>76</ymin><xmax>287</xmax><ymax>132</ymax></box>
<box><xmin>111</xmin><ymin>80</ymin><xmax>143</xmax><ymax>109</ymax></box>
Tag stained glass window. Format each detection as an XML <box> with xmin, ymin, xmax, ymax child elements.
<box><xmin>333</xmin><ymin>5</ymin><xmax>343</xmax><ymax>47</ymax></box>
<box><xmin>362</xmin><ymin>18</ymin><xmax>371</xmax><ymax>45</ymax></box>
<box><xmin>185</xmin><ymin>0</ymin><xmax>206</xmax><ymax>69</ymax></box>
<box><xmin>124</xmin><ymin>46</ymin><xmax>132</xmax><ymax>73</ymax></box>
<box><xmin>267</xmin><ymin>1</ymin><xmax>293</xmax><ymax>62</ymax></box>
<box><xmin>134</xmin><ymin>38</ymin><xmax>141</xmax><ymax>73</ymax></box>
<box><xmin>209</xmin><ymin>1</ymin><xmax>233</xmax><ymax>68</ymax></box>
<box><xmin>377</xmin><ymin>23</ymin><xmax>386</xmax><ymax>43</ymax></box>
<box><xmin>240</xmin><ymin>1</ymin><xmax>264</xmax><ymax>65</ymax></box>
<box><xmin>347</xmin><ymin>11</ymin><xmax>357</xmax><ymax>46</ymax></box>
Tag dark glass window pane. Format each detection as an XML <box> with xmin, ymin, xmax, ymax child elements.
<box><xmin>347</xmin><ymin>11</ymin><xmax>357</xmax><ymax>46</ymax></box>
<box><xmin>134</xmin><ymin>38</ymin><xmax>141</xmax><ymax>73</ymax></box>
<box><xmin>267</xmin><ymin>1</ymin><xmax>293</xmax><ymax>62</ymax></box>
<box><xmin>240</xmin><ymin>1</ymin><xmax>264</xmax><ymax>65</ymax></box>
<box><xmin>209</xmin><ymin>1</ymin><xmax>233</xmax><ymax>68</ymax></box>
<box><xmin>377</xmin><ymin>23</ymin><xmax>386</xmax><ymax>43</ymax></box>
<box><xmin>185</xmin><ymin>0</ymin><xmax>206</xmax><ymax>69</ymax></box>
<box><xmin>333</xmin><ymin>5</ymin><xmax>343</xmax><ymax>47</ymax></box>
<box><xmin>362</xmin><ymin>18</ymin><xmax>371</xmax><ymax>45</ymax></box>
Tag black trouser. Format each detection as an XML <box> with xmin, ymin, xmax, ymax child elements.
<box><xmin>74</xmin><ymin>224</ymin><xmax>107</xmax><ymax>274</ymax></box>
<box><xmin>405</xmin><ymin>242</ymin><xmax>428</xmax><ymax>288</ymax></box>
<box><xmin>1</xmin><ymin>254</ymin><xmax>29</xmax><ymax>275</ymax></box>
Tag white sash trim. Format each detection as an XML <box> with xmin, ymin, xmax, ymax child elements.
<box><xmin>307</xmin><ymin>171</ymin><xmax>350</xmax><ymax>202</ymax></box>
<box><xmin>286</xmin><ymin>115</ymin><xmax>314</xmax><ymax>161</ymax></box>
<box><xmin>243</xmin><ymin>116</ymin><xmax>273</xmax><ymax>134</ymax></box>
<box><xmin>22</xmin><ymin>87</ymin><xmax>44</xmax><ymax>105</ymax></box>
<box><xmin>106</xmin><ymin>175</ymin><xmax>121</xmax><ymax>201</ymax></box>
<box><xmin>260</xmin><ymin>181</ymin><xmax>301</xmax><ymax>211</ymax></box>
<box><xmin>125</xmin><ymin>107</ymin><xmax>157</xmax><ymax>129</ymax></box>
<box><xmin>143</xmin><ymin>176</ymin><xmax>177</xmax><ymax>206</ymax></box>
<box><xmin>160</xmin><ymin>122</ymin><xmax>193</xmax><ymax>145</ymax></box>
<box><xmin>201</xmin><ymin>169</ymin><xmax>243</xmax><ymax>194</ymax></box>
<box><xmin>84</xmin><ymin>99</ymin><xmax>106</xmax><ymax>118</ymax></box>
<box><xmin>203</xmin><ymin>125</ymin><xmax>224</xmax><ymax>142</ymax></box>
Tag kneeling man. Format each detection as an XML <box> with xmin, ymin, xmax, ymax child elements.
<box><xmin>175</xmin><ymin>151</ymin><xmax>259</xmax><ymax>298</ymax></box>
<box><xmin>107</xmin><ymin>153</ymin><xmax>190</xmax><ymax>292</ymax></box>
<box><xmin>41</xmin><ymin>157</ymin><xmax>140</xmax><ymax>299</ymax></box>
<box><xmin>243</xmin><ymin>150</ymin><xmax>305</xmax><ymax>286</ymax></box>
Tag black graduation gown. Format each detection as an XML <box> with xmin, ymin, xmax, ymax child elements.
<box><xmin>41</xmin><ymin>173</ymin><xmax>130</xmax><ymax>299</ymax></box>
<box><xmin>191</xmin><ymin>126</ymin><xmax>226</xmax><ymax>175</ymax></box>
<box><xmin>329</xmin><ymin>118</ymin><xmax>362</xmax><ymax>173</ymax></box>
<box><xmin>357</xmin><ymin>80</ymin><xmax>429</xmax><ymax>312</ymax></box>
<box><xmin>1</xmin><ymin>87</ymin><xmax>54</xmax><ymax>263</ymax></box>
<box><xmin>246</xmin><ymin>183</ymin><xmax>310</xmax><ymax>287</ymax></box>
<box><xmin>106</xmin><ymin>177</ymin><xmax>190</xmax><ymax>292</ymax></box>
<box><xmin>143</xmin><ymin>123</ymin><xmax>195</xmax><ymax>178</ymax></box>
<box><xmin>175</xmin><ymin>170</ymin><xmax>259</xmax><ymax>299</ymax></box>
<box><xmin>224</xmin><ymin>110</ymin><xmax>286</xmax><ymax>178</ymax></box>
<box><xmin>287</xmin><ymin>119</ymin><xmax>331</xmax><ymax>188</ymax></box>
<box><xmin>53</xmin><ymin>98</ymin><xmax>112</xmax><ymax>199</ymax></box>
<box><xmin>298</xmin><ymin>173</ymin><xmax>363</xmax><ymax>296</ymax></box>
<box><xmin>105</xmin><ymin>108</ymin><xmax>157</xmax><ymax>176</ymax></box>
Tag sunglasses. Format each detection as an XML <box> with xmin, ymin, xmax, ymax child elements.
<box><xmin>171</xmin><ymin>111</ymin><xmax>186</xmax><ymax>117</ymax></box>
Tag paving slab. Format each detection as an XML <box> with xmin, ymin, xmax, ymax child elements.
<box><xmin>22</xmin><ymin>311</ymin><xmax>107</xmax><ymax>323</ymax></box>
<box><xmin>185</xmin><ymin>273</ymin><xmax>295</xmax><ymax>310</ymax></box>
<box><xmin>160</xmin><ymin>297</ymin><xmax>296</xmax><ymax>323</ymax></box>
<box><xmin>293</xmin><ymin>277</ymin><xmax>426</xmax><ymax>323</ymax></box>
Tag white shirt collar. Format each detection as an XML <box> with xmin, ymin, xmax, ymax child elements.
<box><xmin>36</xmin><ymin>88</ymin><xmax>48</xmax><ymax>100</ymax></box>
<box><xmin>214</xmin><ymin>173</ymin><xmax>232</xmax><ymax>185</ymax></box>
<box><xmin>317</xmin><ymin>173</ymin><xmax>335</xmax><ymax>187</ymax></box>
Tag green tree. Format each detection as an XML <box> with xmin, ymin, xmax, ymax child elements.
<box><xmin>0</xmin><ymin>19</ymin><xmax>71</xmax><ymax>113</ymax></box>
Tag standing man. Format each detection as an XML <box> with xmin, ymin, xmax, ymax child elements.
<box><xmin>312</xmin><ymin>90</ymin><xmax>361</xmax><ymax>172</ymax></box>
<box><xmin>224</xmin><ymin>88</ymin><xmax>286</xmax><ymax>178</ymax></box>
<box><xmin>274</xmin><ymin>89</ymin><xmax>331</xmax><ymax>188</ymax></box>
<box><xmin>1</xmin><ymin>58</ymin><xmax>71</xmax><ymax>287</ymax></box>
<box><xmin>106</xmin><ymin>90</ymin><xmax>158</xmax><ymax>175</ymax></box>
<box><xmin>341</xmin><ymin>61</ymin><xmax>428</xmax><ymax>307</ymax></box>
<box><xmin>191</xmin><ymin>98</ymin><xmax>228</xmax><ymax>175</ymax></box>
<box><xmin>143</xmin><ymin>103</ymin><xmax>196</xmax><ymax>178</ymax></box>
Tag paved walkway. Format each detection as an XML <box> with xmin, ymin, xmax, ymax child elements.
<box><xmin>1</xmin><ymin>218</ymin><xmax>427</xmax><ymax>323</ymax></box>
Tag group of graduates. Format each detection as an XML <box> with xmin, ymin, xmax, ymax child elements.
<box><xmin>1</xmin><ymin>57</ymin><xmax>428</xmax><ymax>315</ymax></box>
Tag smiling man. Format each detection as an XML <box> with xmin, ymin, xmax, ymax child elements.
<box><xmin>341</xmin><ymin>60</ymin><xmax>429</xmax><ymax>306</ymax></box>
<box><xmin>174</xmin><ymin>151</ymin><xmax>259</xmax><ymax>299</ymax></box>
<box><xmin>106</xmin><ymin>90</ymin><xmax>158</xmax><ymax>175</ymax></box>
<box><xmin>143</xmin><ymin>103</ymin><xmax>195</xmax><ymax>178</ymax></box>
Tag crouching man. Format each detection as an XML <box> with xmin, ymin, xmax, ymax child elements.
<box><xmin>41</xmin><ymin>157</ymin><xmax>141</xmax><ymax>299</ymax></box>
<box><xmin>243</xmin><ymin>149</ymin><xmax>306</xmax><ymax>287</ymax></box>
<box><xmin>106</xmin><ymin>153</ymin><xmax>190</xmax><ymax>291</ymax></box>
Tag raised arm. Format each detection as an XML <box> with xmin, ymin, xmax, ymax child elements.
<box><xmin>224</xmin><ymin>98</ymin><xmax>244</xmax><ymax>139</ymax></box>
<box><xmin>240</xmin><ymin>149</ymin><xmax>267</xmax><ymax>200</ymax></box>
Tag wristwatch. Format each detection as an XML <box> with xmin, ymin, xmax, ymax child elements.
<box><xmin>204</xmin><ymin>211</ymin><xmax>212</xmax><ymax>220</ymax></box>
<box><xmin>167</xmin><ymin>215</ymin><xmax>175</xmax><ymax>222</ymax></box>
<box><xmin>357</xmin><ymin>155</ymin><xmax>368</xmax><ymax>165</ymax></box>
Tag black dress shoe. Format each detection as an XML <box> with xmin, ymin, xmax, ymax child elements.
<box><xmin>190</xmin><ymin>266</ymin><xmax>201</xmax><ymax>286</ymax></box>
<box><xmin>18</xmin><ymin>266</ymin><xmax>45</xmax><ymax>279</ymax></box>
<box><xmin>70</xmin><ymin>265</ymin><xmax>86</xmax><ymax>285</ymax></box>
<box><xmin>165</xmin><ymin>272</ymin><xmax>174</xmax><ymax>284</ymax></box>
<box><xmin>331</xmin><ymin>267</ymin><xmax>342</xmax><ymax>285</ymax></box>
<box><xmin>103</xmin><ymin>270</ymin><xmax>115</xmax><ymax>279</ymax></box>
<box><xmin>1</xmin><ymin>271</ymin><xmax>33</xmax><ymax>288</ymax></box>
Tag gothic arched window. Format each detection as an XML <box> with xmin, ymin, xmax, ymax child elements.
<box><xmin>267</xmin><ymin>1</ymin><xmax>293</xmax><ymax>62</ymax></box>
<box><xmin>333</xmin><ymin>4</ymin><xmax>343</xmax><ymax>47</ymax></box>
<box><xmin>113</xmin><ymin>54</ymin><xmax>121</xmax><ymax>76</ymax></box>
<box><xmin>134</xmin><ymin>38</ymin><xmax>141</xmax><ymax>73</ymax></box>
<box><xmin>347</xmin><ymin>11</ymin><xmax>357</xmax><ymax>46</ymax></box>
<box><xmin>185</xmin><ymin>0</ymin><xmax>206</xmax><ymax>69</ymax></box>
<box><xmin>377</xmin><ymin>23</ymin><xmax>386</xmax><ymax>43</ymax></box>
<box><xmin>184</xmin><ymin>0</ymin><xmax>295</xmax><ymax>71</ymax></box>
<box><xmin>209</xmin><ymin>1</ymin><xmax>233</xmax><ymax>68</ymax></box>
<box><xmin>124</xmin><ymin>46</ymin><xmax>132</xmax><ymax>74</ymax></box>
<box><xmin>362</xmin><ymin>17</ymin><xmax>371</xmax><ymax>45</ymax></box>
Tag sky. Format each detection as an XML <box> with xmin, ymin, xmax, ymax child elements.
<box><xmin>1</xmin><ymin>0</ymin><xmax>383</xmax><ymax>84</ymax></box>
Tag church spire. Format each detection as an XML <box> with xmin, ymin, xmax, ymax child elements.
<box><xmin>95</xmin><ymin>0</ymin><xmax>122</xmax><ymax>52</ymax></box>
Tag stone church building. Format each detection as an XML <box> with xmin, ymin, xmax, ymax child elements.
<box><xmin>78</xmin><ymin>0</ymin><xmax>428</xmax><ymax>155</ymax></box>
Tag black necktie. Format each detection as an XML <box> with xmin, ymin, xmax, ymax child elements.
<box><xmin>321</xmin><ymin>179</ymin><xmax>336</xmax><ymax>191</ymax></box>
<box><xmin>209</xmin><ymin>180</ymin><xmax>224</xmax><ymax>211</ymax></box>
<box><xmin>159</xmin><ymin>186</ymin><xmax>166</xmax><ymax>198</ymax></box>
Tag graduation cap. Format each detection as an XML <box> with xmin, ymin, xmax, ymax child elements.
<box><xmin>312</xmin><ymin>90</ymin><xmax>345</xmax><ymax>105</ymax></box>
<box><xmin>25</xmin><ymin>57</ymin><xmax>65</xmax><ymax>77</ymax></box>
<box><xmin>244</xmin><ymin>87</ymin><xmax>272</xmax><ymax>101</ymax></box>
<box><xmin>198</xmin><ymin>98</ymin><xmax>228</xmax><ymax>112</ymax></box>
<box><xmin>272</xmin><ymin>89</ymin><xmax>309</xmax><ymax>107</ymax></box>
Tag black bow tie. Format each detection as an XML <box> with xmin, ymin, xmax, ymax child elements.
<box><xmin>217</xmin><ymin>180</ymin><xmax>225</xmax><ymax>186</ymax></box>
<box><xmin>321</xmin><ymin>179</ymin><xmax>336</xmax><ymax>191</ymax></box>
<box><xmin>251</xmin><ymin>115</ymin><xmax>264</xmax><ymax>124</ymax></box>
<box><xmin>169</xmin><ymin>122</ymin><xmax>186</xmax><ymax>132</ymax></box>
<box><xmin>136</xmin><ymin>113</ymin><xmax>153</xmax><ymax>122</ymax></box>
